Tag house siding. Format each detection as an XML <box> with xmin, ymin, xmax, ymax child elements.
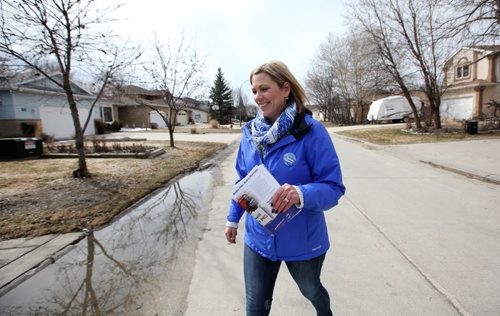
<box><xmin>0</xmin><ymin>119</ymin><xmax>42</xmax><ymax>138</ymax></box>
<box><xmin>0</xmin><ymin>93</ymin><xmax>15</xmax><ymax>120</ymax></box>
<box><xmin>11</xmin><ymin>92</ymin><xmax>48</xmax><ymax>119</ymax></box>
<box><xmin>189</xmin><ymin>108</ymin><xmax>208</xmax><ymax>123</ymax></box>
<box><xmin>476</xmin><ymin>55</ymin><xmax>489</xmax><ymax>80</ymax></box>
<box><xmin>118</xmin><ymin>106</ymin><xmax>154</xmax><ymax>128</ymax></box>
<box><xmin>443</xmin><ymin>46</ymin><xmax>500</xmax><ymax>119</ymax></box>
<box><xmin>483</xmin><ymin>88</ymin><xmax>500</xmax><ymax>117</ymax></box>
<box><xmin>0</xmin><ymin>90</ymin><xmax>99</xmax><ymax>138</ymax></box>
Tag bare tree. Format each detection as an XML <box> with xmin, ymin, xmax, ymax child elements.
<box><xmin>142</xmin><ymin>34</ymin><xmax>206</xmax><ymax>147</ymax></box>
<box><xmin>307</xmin><ymin>35</ymin><xmax>349</xmax><ymax>124</ymax></box>
<box><xmin>307</xmin><ymin>33</ymin><xmax>387</xmax><ymax>124</ymax></box>
<box><xmin>349</xmin><ymin>0</ymin><xmax>455</xmax><ymax>129</ymax></box>
<box><xmin>233</xmin><ymin>87</ymin><xmax>247</xmax><ymax>126</ymax></box>
<box><xmin>0</xmin><ymin>0</ymin><xmax>138</xmax><ymax>177</ymax></box>
<box><xmin>444</xmin><ymin>0</ymin><xmax>500</xmax><ymax>42</ymax></box>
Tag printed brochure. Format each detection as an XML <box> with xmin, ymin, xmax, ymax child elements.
<box><xmin>231</xmin><ymin>164</ymin><xmax>302</xmax><ymax>235</ymax></box>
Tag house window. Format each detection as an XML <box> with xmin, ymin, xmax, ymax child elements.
<box><xmin>456</xmin><ymin>64</ymin><xmax>470</xmax><ymax>79</ymax></box>
<box><xmin>100</xmin><ymin>106</ymin><xmax>113</xmax><ymax>123</ymax></box>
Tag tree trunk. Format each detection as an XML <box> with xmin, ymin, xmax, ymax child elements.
<box><xmin>168</xmin><ymin>107</ymin><xmax>176</xmax><ymax>148</ymax></box>
<box><xmin>433</xmin><ymin>105</ymin><xmax>442</xmax><ymax>129</ymax></box>
<box><xmin>64</xmin><ymin>79</ymin><xmax>91</xmax><ymax>178</ymax></box>
<box><xmin>168</xmin><ymin>125</ymin><xmax>175</xmax><ymax>148</ymax></box>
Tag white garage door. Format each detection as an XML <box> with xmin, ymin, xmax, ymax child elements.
<box><xmin>40</xmin><ymin>105</ymin><xmax>94</xmax><ymax>139</ymax></box>
<box><xmin>177</xmin><ymin>110</ymin><xmax>188</xmax><ymax>126</ymax></box>
<box><xmin>150</xmin><ymin>111</ymin><xmax>167</xmax><ymax>128</ymax></box>
<box><xmin>441</xmin><ymin>97</ymin><xmax>473</xmax><ymax>120</ymax></box>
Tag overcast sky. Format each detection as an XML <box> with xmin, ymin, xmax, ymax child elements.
<box><xmin>111</xmin><ymin>0</ymin><xmax>348</xmax><ymax>95</ymax></box>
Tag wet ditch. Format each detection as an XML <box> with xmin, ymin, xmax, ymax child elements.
<box><xmin>0</xmin><ymin>144</ymin><xmax>234</xmax><ymax>315</ymax></box>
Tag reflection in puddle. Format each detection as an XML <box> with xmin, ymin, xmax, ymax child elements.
<box><xmin>0</xmin><ymin>168</ymin><xmax>216</xmax><ymax>315</ymax></box>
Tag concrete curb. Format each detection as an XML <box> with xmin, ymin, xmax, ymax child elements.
<box><xmin>420</xmin><ymin>160</ymin><xmax>500</xmax><ymax>185</ymax></box>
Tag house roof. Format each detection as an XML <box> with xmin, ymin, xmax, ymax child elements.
<box><xmin>465</xmin><ymin>45</ymin><xmax>500</xmax><ymax>55</ymax></box>
<box><xmin>119</xmin><ymin>85</ymin><xmax>163</xmax><ymax>96</ymax></box>
<box><xmin>445</xmin><ymin>45</ymin><xmax>500</xmax><ymax>67</ymax></box>
<box><xmin>0</xmin><ymin>72</ymin><xmax>92</xmax><ymax>96</ymax></box>
<box><xmin>102</xmin><ymin>94</ymin><xmax>170</xmax><ymax>108</ymax></box>
<box><xmin>105</xmin><ymin>85</ymin><xmax>209</xmax><ymax>112</ymax></box>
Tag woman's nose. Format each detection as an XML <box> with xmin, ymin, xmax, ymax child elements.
<box><xmin>254</xmin><ymin>91</ymin><xmax>263</xmax><ymax>102</ymax></box>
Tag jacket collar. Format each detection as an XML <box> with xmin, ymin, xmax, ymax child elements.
<box><xmin>243</xmin><ymin>111</ymin><xmax>312</xmax><ymax>139</ymax></box>
<box><xmin>289</xmin><ymin>111</ymin><xmax>313</xmax><ymax>140</ymax></box>
<box><xmin>243</xmin><ymin>112</ymin><xmax>313</xmax><ymax>158</ymax></box>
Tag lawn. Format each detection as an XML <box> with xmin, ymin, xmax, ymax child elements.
<box><xmin>0</xmin><ymin>141</ymin><xmax>226</xmax><ymax>240</ymax></box>
<box><xmin>336</xmin><ymin>126</ymin><xmax>500</xmax><ymax>145</ymax></box>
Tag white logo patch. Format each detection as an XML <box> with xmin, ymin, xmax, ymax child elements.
<box><xmin>283</xmin><ymin>153</ymin><xmax>296</xmax><ymax>167</ymax></box>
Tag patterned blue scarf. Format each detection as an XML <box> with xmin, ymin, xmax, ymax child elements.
<box><xmin>251</xmin><ymin>102</ymin><xmax>297</xmax><ymax>159</ymax></box>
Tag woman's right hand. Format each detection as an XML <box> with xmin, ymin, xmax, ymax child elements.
<box><xmin>225</xmin><ymin>227</ymin><xmax>238</xmax><ymax>244</ymax></box>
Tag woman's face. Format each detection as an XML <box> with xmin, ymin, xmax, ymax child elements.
<box><xmin>251</xmin><ymin>73</ymin><xmax>290</xmax><ymax>123</ymax></box>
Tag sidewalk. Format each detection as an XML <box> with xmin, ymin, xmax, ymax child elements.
<box><xmin>0</xmin><ymin>233</ymin><xmax>83</xmax><ymax>296</ymax></box>
<box><xmin>184</xmin><ymin>134</ymin><xmax>498</xmax><ymax>315</ymax></box>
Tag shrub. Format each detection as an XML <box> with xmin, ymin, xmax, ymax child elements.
<box><xmin>150</xmin><ymin>122</ymin><xmax>158</xmax><ymax>129</ymax></box>
<box><xmin>20</xmin><ymin>122</ymin><xmax>36</xmax><ymax>136</ymax></box>
<box><xmin>41</xmin><ymin>133</ymin><xmax>54</xmax><ymax>143</ymax></box>
<box><xmin>190</xmin><ymin>127</ymin><xmax>198</xmax><ymax>134</ymax></box>
<box><xmin>94</xmin><ymin>120</ymin><xmax>107</xmax><ymax>134</ymax></box>
<box><xmin>91</xmin><ymin>139</ymin><xmax>110</xmax><ymax>153</ymax></box>
<box><xmin>95</xmin><ymin>120</ymin><xmax>122</xmax><ymax>134</ymax></box>
<box><xmin>209</xmin><ymin>119</ymin><xmax>220</xmax><ymax>128</ymax></box>
<box><xmin>109</xmin><ymin>121</ymin><xmax>122</xmax><ymax>132</ymax></box>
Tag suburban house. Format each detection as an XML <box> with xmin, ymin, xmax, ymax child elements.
<box><xmin>308</xmin><ymin>104</ymin><xmax>326</xmax><ymax>122</ymax></box>
<box><xmin>179</xmin><ymin>97</ymin><xmax>210</xmax><ymax>124</ymax></box>
<box><xmin>103</xmin><ymin>85</ymin><xmax>209</xmax><ymax>129</ymax></box>
<box><xmin>442</xmin><ymin>45</ymin><xmax>500</xmax><ymax>119</ymax></box>
<box><xmin>0</xmin><ymin>73</ymin><xmax>104</xmax><ymax>139</ymax></box>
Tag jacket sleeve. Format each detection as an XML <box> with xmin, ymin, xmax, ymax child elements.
<box><xmin>227</xmin><ymin>140</ymin><xmax>247</xmax><ymax>223</ymax></box>
<box><xmin>298</xmin><ymin>123</ymin><xmax>345</xmax><ymax>212</ymax></box>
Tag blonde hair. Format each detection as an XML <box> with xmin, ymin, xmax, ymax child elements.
<box><xmin>250</xmin><ymin>60</ymin><xmax>307</xmax><ymax>113</ymax></box>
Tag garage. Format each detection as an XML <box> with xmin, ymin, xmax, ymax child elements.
<box><xmin>150</xmin><ymin>110</ymin><xmax>167</xmax><ymax>128</ymax></box>
<box><xmin>40</xmin><ymin>105</ymin><xmax>94</xmax><ymax>139</ymax></box>
<box><xmin>176</xmin><ymin>110</ymin><xmax>189</xmax><ymax>126</ymax></box>
<box><xmin>441</xmin><ymin>96</ymin><xmax>473</xmax><ymax>120</ymax></box>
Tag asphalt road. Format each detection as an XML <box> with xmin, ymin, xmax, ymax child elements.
<box><xmin>185</xmin><ymin>132</ymin><xmax>500</xmax><ymax>316</ymax></box>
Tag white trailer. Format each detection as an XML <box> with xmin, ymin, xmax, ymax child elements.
<box><xmin>367</xmin><ymin>96</ymin><xmax>422</xmax><ymax>123</ymax></box>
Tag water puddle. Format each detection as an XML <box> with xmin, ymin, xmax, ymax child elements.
<box><xmin>0</xmin><ymin>166</ymin><xmax>219</xmax><ymax>315</ymax></box>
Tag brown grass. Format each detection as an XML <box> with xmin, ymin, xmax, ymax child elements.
<box><xmin>336</xmin><ymin>127</ymin><xmax>500</xmax><ymax>145</ymax></box>
<box><xmin>0</xmin><ymin>141</ymin><xmax>225</xmax><ymax>240</ymax></box>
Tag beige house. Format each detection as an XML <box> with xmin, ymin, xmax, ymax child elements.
<box><xmin>103</xmin><ymin>85</ymin><xmax>208</xmax><ymax>129</ymax></box>
<box><xmin>442</xmin><ymin>45</ymin><xmax>500</xmax><ymax>119</ymax></box>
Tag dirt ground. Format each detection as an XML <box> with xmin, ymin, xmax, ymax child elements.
<box><xmin>0</xmin><ymin>141</ymin><xmax>225</xmax><ymax>240</ymax></box>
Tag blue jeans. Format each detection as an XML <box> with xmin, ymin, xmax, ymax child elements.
<box><xmin>244</xmin><ymin>245</ymin><xmax>333</xmax><ymax>316</ymax></box>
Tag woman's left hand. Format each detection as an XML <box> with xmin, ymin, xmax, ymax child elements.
<box><xmin>272</xmin><ymin>184</ymin><xmax>299</xmax><ymax>213</ymax></box>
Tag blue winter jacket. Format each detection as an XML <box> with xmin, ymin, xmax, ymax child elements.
<box><xmin>227</xmin><ymin>112</ymin><xmax>345</xmax><ymax>261</ymax></box>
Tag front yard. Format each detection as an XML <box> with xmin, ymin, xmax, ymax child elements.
<box><xmin>0</xmin><ymin>141</ymin><xmax>225</xmax><ymax>240</ymax></box>
<box><xmin>336</xmin><ymin>125</ymin><xmax>500</xmax><ymax>145</ymax></box>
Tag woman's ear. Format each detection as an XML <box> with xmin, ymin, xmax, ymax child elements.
<box><xmin>282</xmin><ymin>82</ymin><xmax>291</xmax><ymax>95</ymax></box>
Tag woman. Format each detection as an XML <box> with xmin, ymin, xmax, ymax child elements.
<box><xmin>224</xmin><ymin>60</ymin><xmax>345</xmax><ymax>316</ymax></box>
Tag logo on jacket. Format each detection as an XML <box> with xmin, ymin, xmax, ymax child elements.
<box><xmin>283</xmin><ymin>153</ymin><xmax>296</xmax><ymax>166</ymax></box>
